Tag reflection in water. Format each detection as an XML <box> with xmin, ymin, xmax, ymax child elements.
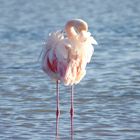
<box><xmin>70</xmin><ymin>114</ymin><xmax>74</xmax><ymax>140</ymax></box>
<box><xmin>55</xmin><ymin>113</ymin><xmax>74</xmax><ymax>140</ymax></box>
<box><xmin>56</xmin><ymin>113</ymin><xmax>60</xmax><ymax>140</ymax></box>
<box><xmin>56</xmin><ymin>86</ymin><xmax>74</xmax><ymax>139</ymax></box>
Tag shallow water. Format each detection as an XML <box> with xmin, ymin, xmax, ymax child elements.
<box><xmin>0</xmin><ymin>0</ymin><xmax>140</xmax><ymax>139</ymax></box>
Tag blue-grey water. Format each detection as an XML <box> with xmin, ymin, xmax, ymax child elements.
<box><xmin>0</xmin><ymin>0</ymin><xmax>140</xmax><ymax>139</ymax></box>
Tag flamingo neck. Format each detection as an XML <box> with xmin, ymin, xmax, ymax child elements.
<box><xmin>65</xmin><ymin>19</ymin><xmax>88</xmax><ymax>40</ymax></box>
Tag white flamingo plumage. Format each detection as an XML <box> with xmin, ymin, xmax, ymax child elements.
<box><xmin>42</xmin><ymin>19</ymin><xmax>97</xmax><ymax>136</ymax></box>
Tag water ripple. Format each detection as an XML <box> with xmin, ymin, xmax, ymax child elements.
<box><xmin>0</xmin><ymin>0</ymin><xmax>140</xmax><ymax>139</ymax></box>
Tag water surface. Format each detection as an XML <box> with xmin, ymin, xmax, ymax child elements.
<box><xmin>0</xmin><ymin>0</ymin><xmax>140</xmax><ymax>139</ymax></box>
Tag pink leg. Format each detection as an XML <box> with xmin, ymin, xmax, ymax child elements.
<box><xmin>56</xmin><ymin>80</ymin><xmax>60</xmax><ymax>139</ymax></box>
<box><xmin>70</xmin><ymin>85</ymin><xmax>74</xmax><ymax>116</ymax></box>
<box><xmin>70</xmin><ymin>85</ymin><xmax>74</xmax><ymax>138</ymax></box>
<box><xmin>56</xmin><ymin>80</ymin><xmax>60</xmax><ymax>116</ymax></box>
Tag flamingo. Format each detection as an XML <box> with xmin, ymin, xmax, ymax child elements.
<box><xmin>42</xmin><ymin>19</ymin><xmax>97</xmax><ymax>137</ymax></box>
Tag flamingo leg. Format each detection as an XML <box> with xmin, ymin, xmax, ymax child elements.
<box><xmin>56</xmin><ymin>80</ymin><xmax>60</xmax><ymax>116</ymax></box>
<box><xmin>70</xmin><ymin>85</ymin><xmax>74</xmax><ymax>116</ymax></box>
<box><xmin>70</xmin><ymin>85</ymin><xmax>74</xmax><ymax>138</ymax></box>
<box><xmin>56</xmin><ymin>80</ymin><xmax>60</xmax><ymax>139</ymax></box>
